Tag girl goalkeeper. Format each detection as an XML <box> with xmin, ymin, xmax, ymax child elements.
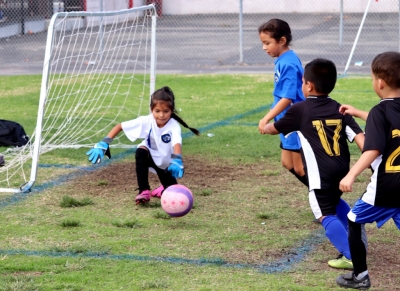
<box><xmin>86</xmin><ymin>86</ymin><xmax>200</xmax><ymax>204</ymax></box>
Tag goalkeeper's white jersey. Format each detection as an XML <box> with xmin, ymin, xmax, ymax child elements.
<box><xmin>121</xmin><ymin>115</ymin><xmax>182</xmax><ymax>169</ymax></box>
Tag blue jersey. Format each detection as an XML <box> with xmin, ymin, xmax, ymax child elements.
<box><xmin>272</xmin><ymin>50</ymin><xmax>305</xmax><ymax>150</ymax></box>
<box><xmin>273</xmin><ymin>50</ymin><xmax>305</xmax><ymax>121</ymax></box>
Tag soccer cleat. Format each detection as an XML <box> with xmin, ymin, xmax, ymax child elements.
<box><xmin>150</xmin><ymin>185</ymin><xmax>164</xmax><ymax>198</ymax></box>
<box><xmin>328</xmin><ymin>254</ymin><xmax>354</xmax><ymax>270</ymax></box>
<box><xmin>135</xmin><ymin>190</ymin><xmax>151</xmax><ymax>204</ymax></box>
<box><xmin>336</xmin><ymin>272</ymin><xmax>371</xmax><ymax>290</ymax></box>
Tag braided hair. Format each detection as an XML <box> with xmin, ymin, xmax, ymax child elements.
<box><xmin>150</xmin><ymin>86</ymin><xmax>200</xmax><ymax>136</ymax></box>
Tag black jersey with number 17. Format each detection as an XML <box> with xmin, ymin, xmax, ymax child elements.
<box><xmin>274</xmin><ymin>96</ymin><xmax>363</xmax><ymax>191</ymax></box>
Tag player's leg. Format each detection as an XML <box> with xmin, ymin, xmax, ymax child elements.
<box><xmin>135</xmin><ymin>147</ymin><xmax>152</xmax><ymax>204</ymax></box>
<box><xmin>291</xmin><ymin>151</ymin><xmax>307</xmax><ymax>184</ymax></box>
<box><xmin>348</xmin><ymin>220</ymin><xmax>368</xmax><ymax>278</ymax></box>
<box><xmin>280</xmin><ymin>133</ymin><xmax>307</xmax><ymax>186</ymax></box>
<box><xmin>336</xmin><ymin>199</ymin><xmax>375</xmax><ymax>289</ymax></box>
<box><xmin>310</xmin><ymin>189</ymin><xmax>353</xmax><ymax>269</ymax></box>
<box><xmin>280</xmin><ymin>148</ymin><xmax>293</xmax><ymax>170</ymax></box>
<box><xmin>149</xmin><ymin>158</ymin><xmax>177</xmax><ymax>198</ymax></box>
<box><xmin>336</xmin><ymin>198</ymin><xmax>351</xmax><ymax>232</ymax></box>
<box><xmin>281</xmin><ymin>149</ymin><xmax>307</xmax><ymax>185</ymax></box>
<box><xmin>336</xmin><ymin>198</ymin><xmax>369</xmax><ymax>250</ymax></box>
<box><xmin>336</xmin><ymin>199</ymin><xmax>400</xmax><ymax>289</ymax></box>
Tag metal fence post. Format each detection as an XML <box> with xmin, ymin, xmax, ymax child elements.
<box><xmin>239</xmin><ymin>0</ymin><xmax>243</xmax><ymax>63</ymax></box>
<box><xmin>339</xmin><ymin>0</ymin><xmax>343</xmax><ymax>47</ymax></box>
<box><xmin>20</xmin><ymin>0</ymin><xmax>25</xmax><ymax>34</ymax></box>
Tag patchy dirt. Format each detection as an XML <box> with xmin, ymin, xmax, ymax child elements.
<box><xmin>72</xmin><ymin>155</ymin><xmax>400</xmax><ymax>290</ymax></box>
<box><xmin>74</xmin><ymin>155</ymin><xmax>267</xmax><ymax>198</ymax></box>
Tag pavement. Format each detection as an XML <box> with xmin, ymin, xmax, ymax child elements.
<box><xmin>0</xmin><ymin>12</ymin><xmax>397</xmax><ymax>76</ymax></box>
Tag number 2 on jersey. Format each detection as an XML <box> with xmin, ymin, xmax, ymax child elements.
<box><xmin>312</xmin><ymin>119</ymin><xmax>342</xmax><ymax>156</ymax></box>
<box><xmin>386</xmin><ymin>129</ymin><xmax>400</xmax><ymax>173</ymax></box>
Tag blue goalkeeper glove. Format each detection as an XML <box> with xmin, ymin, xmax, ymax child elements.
<box><xmin>167</xmin><ymin>154</ymin><xmax>184</xmax><ymax>178</ymax></box>
<box><xmin>86</xmin><ymin>138</ymin><xmax>112</xmax><ymax>164</ymax></box>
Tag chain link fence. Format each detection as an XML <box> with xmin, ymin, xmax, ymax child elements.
<box><xmin>0</xmin><ymin>0</ymin><xmax>399</xmax><ymax>75</ymax></box>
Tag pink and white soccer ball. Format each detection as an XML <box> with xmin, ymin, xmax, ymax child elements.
<box><xmin>161</xmin><ymin>185</ymin><xmax>193</xmax><ymax>217</ymax></box>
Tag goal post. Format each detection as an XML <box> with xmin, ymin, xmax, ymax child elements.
<box><xmin>343</xmin><ymin>0</ymin><xmax>373</xmax><ymax>75</ymax></box>
<box><xmin>0</xmin><ymin>4</ymin><xmax>158</xmax><ymax>194</ymax></box>
<box><xmin>342</xmin><ymin>0</ymin><xmax>400</xmax><ymax>75</ymax></box>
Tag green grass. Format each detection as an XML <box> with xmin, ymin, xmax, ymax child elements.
<box><xmin>60</xmin><ymin>196</ymin><xmax>94</xmax><ymax>208</ymax></box>
<box><xmin>0</xmin><ymin>74</ymin><xmax>392</xmax><ymax>291</ymax></box>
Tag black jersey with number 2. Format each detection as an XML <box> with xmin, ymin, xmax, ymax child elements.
<box><xmin>361</xmin><ymin>98</ymin><xmax>400</xmax><ymax>207</ymax></box>
<box><xmin>274</xmin><ymin>96</ymin><xmax>363</xmax><ymax>191</ymax></box>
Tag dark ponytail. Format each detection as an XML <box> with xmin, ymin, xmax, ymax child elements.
<box><xmin>171</xmin><ymin>113</ymin><xmax>200</xmax><ymax>136</ymax></box>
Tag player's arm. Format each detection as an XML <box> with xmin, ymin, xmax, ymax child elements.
<box><xmin>339</xmin><ymin>149</ymin><xmax>380</xmax><ymax>192</ymax></box>
<box><xmin>264</xmin><ymin>103</ymin><xmax>301</xmax><ymax>135</ymax></box>
<box><xmin>172</xmin><ymin>143</ymin><xmax>182</xmax><ymax>156</ymax></box>
<box><xmin>259</xmin><ymin>98</ymin><xmax>292</xmax><ymax>134</ymax></box>
<box><xmin>339</xmin><ymin>104</ymin><xmax>369</xmax><ymax>121</ymax></box>
<box><xmin>106</xmin><ymin>123</ymin><xmax>123</xmax><ymax>139</ymax></box>
<box><xmin>354</xmin><ymin>132</ymin><xmax>365</xmax><ymax>152</ymax></box>
<box><xmin>86</xmin><ymin>123</ymin><xmax>123</xmax><ymax>164</ymax></box>
<box><xmin>263</xmin><ymin>123</ymin><xmax>279</xmax><ymax>135</ymax></box>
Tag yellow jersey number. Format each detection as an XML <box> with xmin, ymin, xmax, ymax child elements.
<box><xmin>312</xmin><ymin>119</ymin><xmax>342</xmax><ymax>156</ymax></box>
<box><xmin>385</xmin><ymin>129</ymin><xmax>400</xmax><ymax>173</ymax></box>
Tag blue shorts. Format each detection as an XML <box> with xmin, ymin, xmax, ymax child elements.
<box><xmin>348</xmin><ymin>198</ymin><xmax>400</xmax><ymax>229</ymax></box>
<box><xmin>279</xmin><ymin>131</ymin><xmax>301</xmax><ymax>151</ymax></box>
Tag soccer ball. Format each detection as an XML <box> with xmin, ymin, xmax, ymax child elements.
<box><xmin>161</xmin><ymin>184</ymin><xmax>193</xmax><ymax>217</ymax></box>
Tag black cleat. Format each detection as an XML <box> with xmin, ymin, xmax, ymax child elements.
<box><xmin>336</xmin><ymin>272</ymin><xmax>371</xmax><ymax>290</ymax></box>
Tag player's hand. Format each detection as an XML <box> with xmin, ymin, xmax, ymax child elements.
<box><xmin>168</xmin><ymin>154</ymin><xmax>184</xmax><ymax>178</ymax></box>
<box><xmin>258</xmin><ymin>118</ymin><xmax>269</xmax><ymax>134</ymax></box>
<box><xmin>86</xmin><ymin>141</ymin><xmax>111</xmax><ymax>164</ymax></box>
<box><xmin>339</xmin><ymin>104</ymin><xmax>356</xmax><ymax>116</ymax></box>
<box><xmin>339</xmin><ymin>174</ymin><xmax>355</xmax><ymax>192</ymax></box>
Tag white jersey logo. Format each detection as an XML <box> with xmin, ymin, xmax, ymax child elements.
<box><xmin>274</xmin><ymin>70</ymin><xmax>281</xmax><ymax>83</ymax></box>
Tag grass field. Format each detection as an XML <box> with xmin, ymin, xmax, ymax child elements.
<box><xmin>0</xmin><ymin>74</ymin><xmax>399</xmax><ymax>291</ymax></box>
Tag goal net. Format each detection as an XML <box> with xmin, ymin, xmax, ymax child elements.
<box><xmin>0</xmin><ymin>5</ymin><xmax>157</xmax><ymax>193</ymax></box>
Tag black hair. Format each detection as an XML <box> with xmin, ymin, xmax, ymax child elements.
<box><xmin>304</xmin><ymin>58</ymin><xmax>337</xmax><ymax>95</ymax></box>
<box><xmin>371</xmin><ymin>51</ymin><xmax>400</xmax><ymax>89</ymax></box>
<box><xmin>150</xmin><ymin>86</ymin><xmax>200</xmax><ymax>136</ymax></box>
<box><xmin>258</xmin><ymin>19</ymin><xmax>292</xmax><ymax>46</ymax></box>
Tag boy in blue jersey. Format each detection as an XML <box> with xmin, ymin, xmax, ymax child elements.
<box><xmin>258</xmin><ymin>19</ymin><xmax>307</xmax><ymax>187</ymax></box>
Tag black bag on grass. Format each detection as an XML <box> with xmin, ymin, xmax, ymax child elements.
<box><xmin>0</xmin><ymin>119</ymin><xmax>30</xmax><ymax>147</ymax></box>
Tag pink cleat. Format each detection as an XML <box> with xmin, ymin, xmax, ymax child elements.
<box><xmin>150</xmin><ymin>185</ymin><xmax>164</xmax><ymax>198</ymax></box>
<box><xmin>135</xmin><ymin>190</ymin><xmax>150</xmax><ymax>204</ymax></box>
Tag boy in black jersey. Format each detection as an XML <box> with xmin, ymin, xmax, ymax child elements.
<box><xmin>335</xmin><ymin>51</ymin><xmax>400</xmax><ymax>290</ymax></box>
<box><xmin>263</xmin><ymin>58</ymin><xmax>365</xmax><ymax>270</ymax></box>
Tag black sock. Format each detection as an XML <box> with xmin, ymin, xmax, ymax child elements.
<box><xmin>348</xmin><ymin>219</ymin><xmax>368</xmax><ymax>276</ymax></box>
<box><xmin>289</xmin><ymin>168</ymin><xmax>308</xmax><ymax>187</ymax></box>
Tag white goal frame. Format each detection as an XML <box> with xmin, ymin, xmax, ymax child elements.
<box><xmin>0</xmin><ymin>4</ymin><xmax>157</xmax><ymax>193</ymax></box>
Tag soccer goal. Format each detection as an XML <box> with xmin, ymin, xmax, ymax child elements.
<box><xmin>0</xmin><ymin>4</ymin><xmax>158</xmax><ymax>193</ymax></box>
